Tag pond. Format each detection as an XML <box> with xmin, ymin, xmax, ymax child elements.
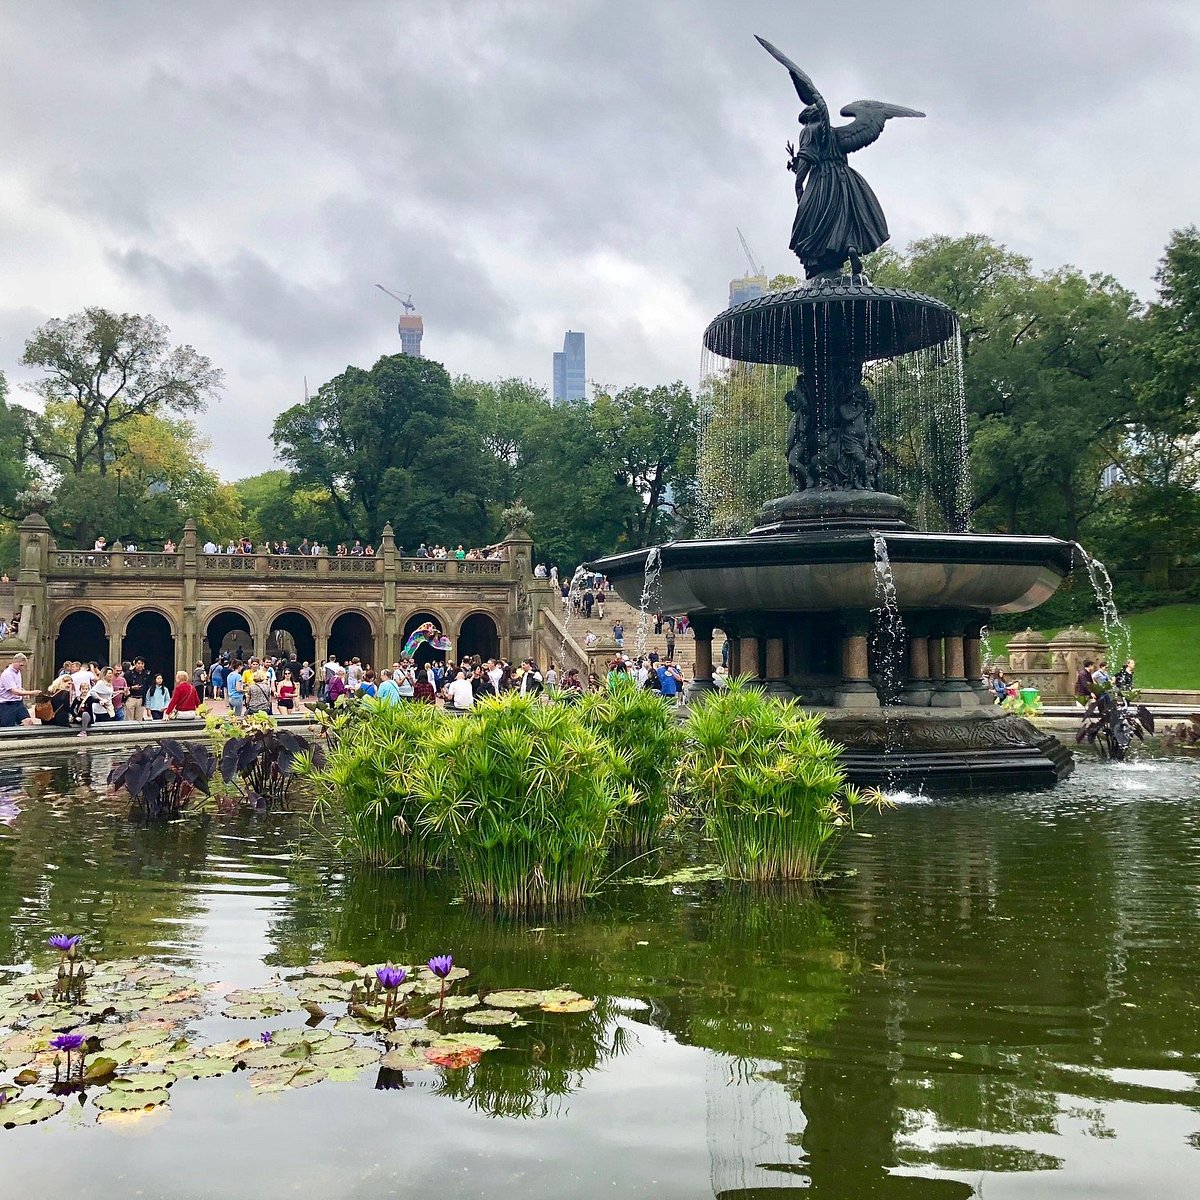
<box><xmin>1</xmin><ymin>749</ymin><xmax>1198</xmax><ymax>1198</ymax></box>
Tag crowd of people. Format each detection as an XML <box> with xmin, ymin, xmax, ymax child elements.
<box><xmin>84</xmin><ymin>533</ymin><xmax>508</xmax><ymax>561</ymax></box>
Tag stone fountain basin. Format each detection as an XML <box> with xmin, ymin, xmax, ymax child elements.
<box><xmin>593</xmin><ymin>531</ymin><xmax>1073</xmax><ymax>616</ymax></box>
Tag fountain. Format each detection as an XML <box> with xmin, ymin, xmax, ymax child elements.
<box><xmin>592</xmin><ymin>37</ymin><xmax>1074</xmax><ymax>789</ymax></box>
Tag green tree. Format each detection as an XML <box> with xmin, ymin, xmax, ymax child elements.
<box><xmin>234</xmin><ymin>469</ymin><xmax>347</xmax><ymax>548</ymax></box>
<box><xmin>273</xmin><ymin>354</ymin><xmax>496</xmax><ymax>548</ymax></box>
<box><xmin>21</xmin><ymin>308</ymin><xmax>222</xmax><ymax>477</ymax></box>
<box><xmin>590</xmin><ymin>382</ymin><xmax>699</xmax><ymax>545</ymax></box>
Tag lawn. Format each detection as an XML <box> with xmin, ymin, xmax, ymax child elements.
<box><xmin>987</xmin><ymin>604</ymin><xmax>1200</xmax><ymax>691</ymax></box>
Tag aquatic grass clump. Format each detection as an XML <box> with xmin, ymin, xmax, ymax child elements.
<box><xmin>413</xmin><ymin>693</ymin><xmax>623</xmax><ymax>909</ymax></box>
<box><xmin>577</xmin><ymin>675</ymin><xmax>684</xmax><ymax>847</ymax></box>
<box><xmin>682</xmin><ymin>678</ymin><xmax>873</xmax><ymax>881</ymax></box>
<box><xmin>303</xmin><ymin>697</ymin><xmax>447</xmax><ymax>865</ymax></box>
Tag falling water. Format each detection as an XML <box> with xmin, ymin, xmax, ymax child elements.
<box><xmin>1074</xmin><ymin>544</ymin><xmax>1133</xmax><ymax>666</ymax></box>
<box><xmin>558</xmin><ymin>565</ymin><xmax>588</xmax><ymax>671</ymax></box>
<box><xmin>634</xmin><ymin>547</ymin><xmax>663</xmax><ymax>657</ymax></box>
<box><xmin>980</xmin><ymin>624</ymin><xmax>994</xmax><ymax>669</ymax></box>
<box><xmin>870</xmin><ymin>532</ymin><xmax>907</xmax><ymax>705</ymax></box>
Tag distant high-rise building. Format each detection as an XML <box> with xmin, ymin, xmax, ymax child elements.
<box><xmin>552</xmin><ymin>330</ymin><xmax>586</xmax><ymax>403</ymax></box>
<box><xmin>729</xmin><ymin>272</ymin><xmax>768</xmax><ymax>308</ymax></box>
<box><xmin>397</xmin><ymin>312</ymin><xmax>424</xmax><ymax>357</ymax></box>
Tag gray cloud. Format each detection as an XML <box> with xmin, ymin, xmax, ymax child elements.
<box><xmin>1</xmin><ymin>0</ymin><xmax>1197</xmax><ymax>478</ymax></box>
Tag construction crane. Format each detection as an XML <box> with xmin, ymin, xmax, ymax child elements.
<box><xmin>736</xmin><ymin>228</ymin><xmax>764</xmax><ymax>278</ymax></box>
<box><xmin>375</xmin><ymin>283</ymin><xmax>416</xmax><ymax>313</ymax></box>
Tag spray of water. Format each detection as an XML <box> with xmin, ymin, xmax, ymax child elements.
<box><xmin>634</xmin><ymin>548</ymin><xmax>663</xmax><ymax>658</ymax></box>
<box><xmin>870</xmin><ymin>532</ymin><xmax>907</xmax><ymax>704</ymax></box>
<box><xmin>557</xmin><ymin>565</ymin><xmax>588</xmax><ymax>671</ymax></box>
<box><xmin>1074</xmin><ymin>544</ymin><xmax>1132</xmax><ymax>666</ymax></box>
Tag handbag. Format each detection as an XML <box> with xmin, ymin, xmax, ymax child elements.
<box><xmin>34</xmin><ymin>698</ymin><xmax>54</xmax><ymax>722</ymax></box>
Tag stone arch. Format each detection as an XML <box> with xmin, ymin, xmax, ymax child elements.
<box><xmin>457</xmin><ymin>610</ymin><xmax>501</xmax><ymax>662</ymax></box>
<box><xmin>122</xmin><ymin>609</ymin><xmax>177</xmax><ymax>680</ymax></box>
<box><xmin>266</xmin><ymin>608</ymin><xmax>316</xmax><ymax>665</ymax></box>
<box><xmin>401</xmin><ymin>610</ymin><xmax>451</xmax><ymax>668</ymax></box>
<box><xmin>328</xmin><ymin>609</ymin><xmax>377</xmax><ymax>668</ymax></box>
<box><xmin>53</xmin><ymin>608</ymin><xmax>110</xmax><ymax>671</ymax></box>
<box><xmin>203</xmin><ymin>607</ymin><xmax>256</xmax><ymax>664</ymax></box>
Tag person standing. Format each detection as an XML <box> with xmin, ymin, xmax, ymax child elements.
<box><xmin>227</xmin><ymin>661</ymin><xmax>246</xmax><ymax>718</ymax></box>
<box><xmin>1073</xmin><ymin>659</ymin><xmax>1095</xmax><ymax>703</ymax></box>
<box><xmin>0</xmin><ymin>653</ymin><xmax>37</xmax><ymax>726</ymax></box>
<box><xmin>111</xmin><ymin>663</ymin><xmax>129</xmax><ymax>721</ymax></box>
<box><xmin>145</xmin><ymin>674</ymin><xmax>172</xmax><ymax>720</ymax></box>
<box><xmin>245</xmin><ymin>669</ymin><xmax>273</xmax><ymax>716</ymax></box>
<box><xmin>299</xmin><ymin>661</ymin><xmax>315</xmax><ymax>699</ymax></box>
<box><xmin>192</xmin><ymin>661</ymin><xmax>208</xmax><ymax>700</ymax></box>
<box><xmin>1115</xmin><ymin>659</ymin><xmax>1136</xmax><ymax>691</ymax></box>
<box><xmin>277</xmin><ymin>669</ymin><xmax>297</xmax><ymax>714</ymax></box>
<box><xmin>125</xmin><ymin>657</ymin><xmax>150</xmax><ymax>721</ymax></box>
<box><xmin>665</xmin><ymin>625</ymin><xmax>676</xmax><ymax>661</ymax></box>
<box><xmin>613</xmin><ymin>620</ymin><xmax>624</xmax><ymax>648</ymax></box>
<box><xmin>377</xmin><ymin>668</ymin><xmax>401</xmax><ymax>704</ymax></box>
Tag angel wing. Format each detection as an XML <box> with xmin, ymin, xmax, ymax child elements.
<box><xmin>836</xmin><ymin>100</ymin><xmax>925</xmax><ymax>153</ymax></box>
<box><xmin>755</xmin><ymin>35</ymin><xmax>827</xmax><ymax>116</ymax></box>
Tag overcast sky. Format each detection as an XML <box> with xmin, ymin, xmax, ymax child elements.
<box><xmin>2</xmin><ymin>0</ymin><xmax>1197</xmax><ymax>480</ymax></box>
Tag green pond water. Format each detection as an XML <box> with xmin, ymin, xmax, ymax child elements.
<box><xmin>1</xmin><ymin>749</ymin><xmax>1199</xmax><ymax>1198</ymax></box>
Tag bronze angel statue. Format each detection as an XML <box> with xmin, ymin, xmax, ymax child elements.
<box><xmin>756</xmin><ymin>36</ymin><xmax>924</xmax><ymax>279</ymax></box>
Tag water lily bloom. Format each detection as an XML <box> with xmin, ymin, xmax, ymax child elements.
<box><xmin>259</xmin><ymin>1031</ymin><xmax>273</xmax><ymax>1045</ymax></box>
<box><xmin>427</xmin><ymin>955</ymin><xmax>453</xmax><ymax>979</ymax></box>
<box><xmin>48</xmin><ymin>934</ymin><xmax>82</xmax><ymax>953</ymax></box>
<box><xmin>375</xmin><ymin>966</ymin><xmax>406</xmax><ymax>991</ymax></box>
<box><xmin>49</xmin><ymin>1033</ymin><xmax>85</xmax><ymax>1053</ymax></box>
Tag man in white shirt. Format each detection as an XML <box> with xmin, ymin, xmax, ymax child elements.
<box><xmin>71</xmin><ymin>661</ymin><xmax>97</xmax><ymax>699</ymax></box>
<box><xmin>203</xmin><ymin>540</ymin><xmax>218</xmax><ymax>554</ymax></box>
<box><xmin>487</xmin><ymin>660</ymin><xmax>503</xmax><ymax>691</ymax></box>
<box><xmin>519</xmin><ymin>661</ymin><xmax>543</xmax><ymax>696</ymax></box>
<box><xmin>447</xmin><ymin>670</ymin><xmax>475</xmax><ymax>711</ymax></box>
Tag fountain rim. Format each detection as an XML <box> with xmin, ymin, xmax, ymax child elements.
<box><xmin>591</xmin><ymin>531</ymin><xmax>1075</xmax><ymax>578</ymax></box>
<box><xmin>702</xmin><ymin>279</ymin><xmax>959</xmax><ymax>362</ymax></box>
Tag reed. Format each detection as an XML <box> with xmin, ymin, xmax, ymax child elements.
<box><xmin>412</xmin><ymin>693</ymin><xmax>622</xmax><ymax>909</ymax></box>
<box><xmin>303</xmin><ymin>697</ymin><xmax>447</xmax><ymax>865</ymax></box>
<box><xmin>577</xmin><ymin>675</ymin><xmax>683</xmax><ymax>847</ymax></box>
<box><xmin>682</xmin><ymin>678</ymin><xmax>869</xmax><ymax>881</ymax></box>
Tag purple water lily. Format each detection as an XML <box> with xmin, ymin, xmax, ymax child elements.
<box><xmin>48</xmin><ymin>934</ymin><xmax>82</xmax><ymax>954</ymax></box>
<box><xmin>49</xmin><ymin>1033</ymin><xmax>85</xmax><ymax>1053</ymax></box>
<box><xmin>259</xmin><ymin>1031</ymin><xmax>273</xmax><ymax>1045</ymax></box>
<box><xmin>427</xmin><ymin>955</ymin><xmax>453</xmax><ymax>980</ymax></box>
<box><xmin>375</xmin><ymin>965</ymin><xmax>407</xmax><ymax>991</ymax></box>
<box><xmin>0</xmin><ymin>1089</ymin><xmax>8</xmax><ymax>1107</ymax></box>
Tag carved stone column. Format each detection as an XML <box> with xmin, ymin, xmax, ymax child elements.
<box><xmin>738</xmin><ymin>635</ymin><xmax>761</xmax><ymax>681</ymax></box>
<box><xmin>687</xmin><ymin>618</ymin><xmax>717</xmax><ymax>700</ymax></box>
<box><xmin>931</xmin><ymin>613</ymin><xmax>977</xmax><ymax>708</ymax></box>
<box><xmin>763</xmin><ymin>631</ymin><xmax>793</xmax><ymax>697</ymax></box>
<box><xmin>834</xmin><ymin>610</ymin><xmax>879</xmax><ymax>709</ymax></box>
<box><xmin>902</xmin><ymin>617</ymin><xmax>933</xmax><ymax>707</ymax></box>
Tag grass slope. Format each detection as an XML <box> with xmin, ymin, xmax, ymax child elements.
<box><xmin>987</xmin><ymin>604</ymin><xmax>1200</xmax><ymax>691</ymax></box>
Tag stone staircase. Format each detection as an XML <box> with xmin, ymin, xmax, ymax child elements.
<box><xmin>561</xmin><ymin>594</ymin><xmax>699</xmax><ymax>675</ymax></box>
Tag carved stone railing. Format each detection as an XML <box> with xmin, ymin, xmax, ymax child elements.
<box><xmin>54</xmin><ymin>551</ymin><xmax>111</xmax><ymax>569</ymax></box>
<box><xmin>47</xmin><ymin>548</ymin><xmax>515</xmax><ymax>584</ymax></box>
<box><xmin>327</xmin><ymin>557</ymin><xmax>380</xmax><ymax>574</ymax></box>
<box><xmin>123</xmin><ymin>553</ymin><xmax>182</xmax><ymax>571</ymax></box>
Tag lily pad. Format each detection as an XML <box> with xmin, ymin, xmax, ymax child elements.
<box><xmin>304</xmin><ymin>961</ymin><xmax>362</xmax><ymax>977</ymax></box>
<box><xmin>307</xmin><ymin>1033</ymin><xmax>354</xmax><ymax>1056</ymax></box>
<box><xmin>93</xmin><ymin>1087</ymin><xmax>171</xmax><ymax>1112</ymax></box>
<box><xmin>168</xmin><ymin>1057</ymin><xmax>231</xmax><ymax>1079</ymax></box>
<box><xmin>541</xmin><ymin>998</ymin><xmax>596</xmax><ymax>1013</ymax></box>
<box><xmin>202</xmin><ymin>1038</ymin><xmax>255</xmax><ymax>1060</ymax></box>
<box><xmin>247</xmin><ymin>1064</ymin><xmax>326</xmax><ymax>1093</ymax></box>
<box><xmin>1</xmin><ymin>1096</ymin><xmax>63</xmax><ymax>1127</ymax></box>
<box><xmin>484</xmin><ymin>989</ymin><xmax>544</xmax><ymax>1008</ymax></box>
<box><xmin>424</xmin><ymin>1045</ymin><xmax>482</xmax><ymax>1069</ymax></box>
<box><xmin>272</xmin><ymin>1027</ymin><xmax>331</xmax><ymax>1047</ymax></box>
<box><xmin>430</xmin><ymin>994</ymin><xmax>480</xmax><ymax>1011</ymax></box>
<box><xmin>317</xmin><ymin>1046</ymin><xmax>380</xmax><ymax>1081</ymax></box>
<box><xmin>430</xmin><ymin>1032</ymin><xmax>502</xmax><ymax>1052</ymax></box>
<box><xmin>333</xmin><ymin>1016</ymin><xmax>379</xmax><ymax>1035</ymax></box>
<box><xmin>110</xmin><ymin>1071</ymin><xmax>177</xmax><ymax>1092</ymax></box>
<box><xmin>81</xmin><ymin>1057</ymin><xmax>118</xmax><ymax>1084</ymax></box>
<box><xmin>238</xmin><ymin>1045</ymin><xmax>294</xmax><ymax>1069</ymax></box>
<box><xmin>384</xmin><ymin>1027</ymin><xmax>436</xmax><ymax>1047</ymax></box>
<box><xmin>463</xmin><ymin>1008</ymin><xmax>519</xmax><ymax>1026</ymax></box>
<box><xmin>538</xmin><ymin>989</ymin><xmax>583</xmax><ymax>1006</ymax></box>
<box><xmin>223</xmin><ymin>1001</ymin><xmax>292</xmax><ymax>1019</ymax></box>
<box><xmin>13</xmin><ymin>1068</ymin><xmax>40</xmax><ymax>1086</ymax></box>
<box><xmin>380</xmin><ymin>1050</ymin><xmax>433</xmax><ymax>1072</ymax></box>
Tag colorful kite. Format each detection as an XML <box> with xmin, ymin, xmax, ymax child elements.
<box><xmin>403</xmin><ymin>622</ymin><xmax>451</xmax><ymax>658</ymax></box>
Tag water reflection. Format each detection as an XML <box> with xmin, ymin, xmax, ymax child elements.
<box><xmin>0</xmin><ymin>752</ymin><xmax>1197</xmax><ymax>1198</ymax></box>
